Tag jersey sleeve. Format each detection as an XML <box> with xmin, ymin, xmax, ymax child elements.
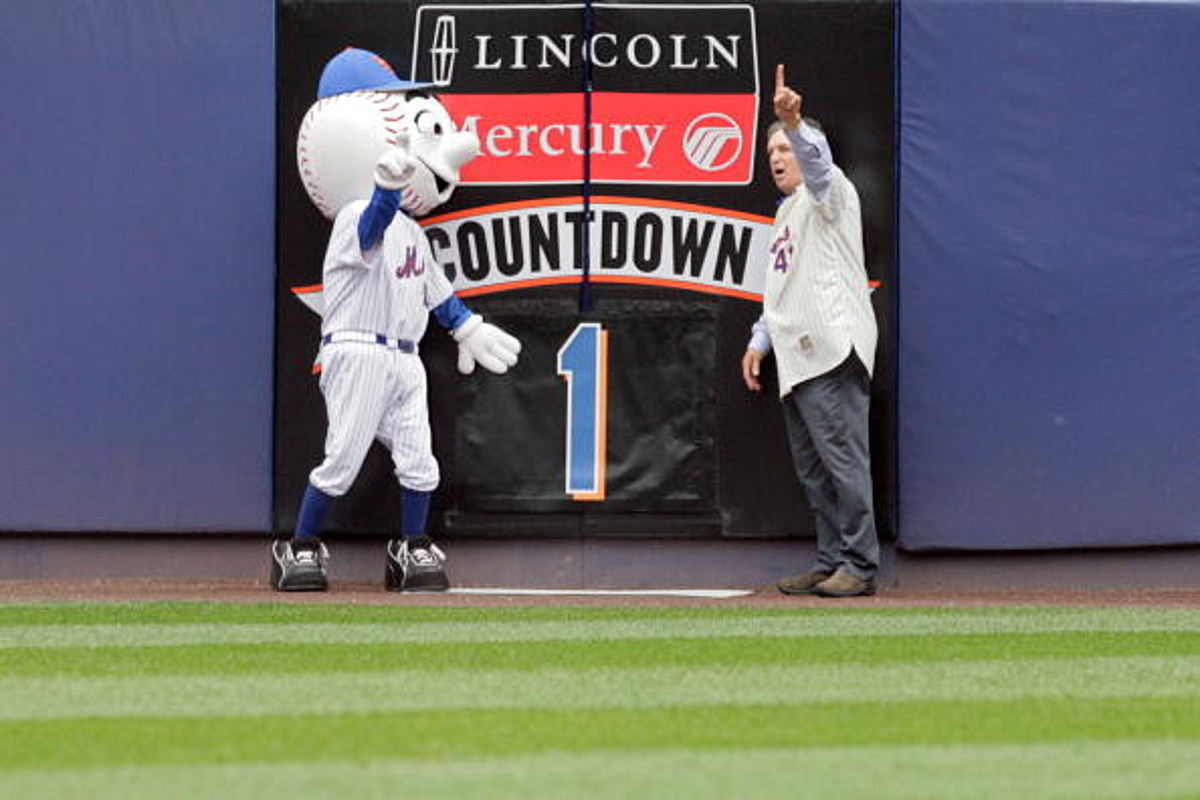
<box><xmin>357</xmin><ymin>187</ymin><xmax>401</xmax><ymax>251</ymax></box>
<box><xmin>324</xmin><ymin>200</ymin><xmax>372</xmax><ymax>272</ymax></box>
<box><xmin>814</xmin><ymin>166</ymin><xmax>849</xmax><ymax>225</ymax></box>
<box><xmin>748</xmin><ymin>314</ymin><xmax>773</xmax><ymax>354</ymax></box>
<box><xmin>785</xmin><ymin>122</ymin><xmax>838</xmax><ymax>218</ymax></box>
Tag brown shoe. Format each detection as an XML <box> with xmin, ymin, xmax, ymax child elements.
<box><xmin>813</xmin><ymin>569</ymin><xmax>876</xmax><ymax>598</ymax></box>
<box><xmin>777</xmin><ymin>569</ymin><xmax>834</xmax><ymax>596</ymax></box>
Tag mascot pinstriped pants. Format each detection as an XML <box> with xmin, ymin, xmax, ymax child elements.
<box><xmin>309</xmin><ymin>342</ymin><xmax>439</xmax><ymax>497</ymax></box>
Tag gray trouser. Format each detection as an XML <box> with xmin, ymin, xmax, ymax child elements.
<box><xmin>781</xmin><ymin>352</ymin><xmax>880</xmax><ymax>579</ymax></box>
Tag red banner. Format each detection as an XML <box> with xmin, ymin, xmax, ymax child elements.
<box><xmin>443</xmin><ymin>92</ymin><xmax>757</xmax><ymax>185</ymax></box>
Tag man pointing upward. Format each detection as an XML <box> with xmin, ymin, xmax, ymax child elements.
<box><xmin>742</xmin><ymin>64</ymin><xmax>880</xmax><ymax>597</ymax></box>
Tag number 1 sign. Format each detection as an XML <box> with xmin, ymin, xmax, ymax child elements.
<box><xmin>557</xmin><ymin>323</ymin><xmax>609</xmax><ymax>501</ymax></box>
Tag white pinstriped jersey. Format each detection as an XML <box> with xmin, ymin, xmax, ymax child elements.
<box><xmin>321</xmin><ymin>198</ymin><xmax>454</xmax><ymax>342</ymax></box>
<box><xmin>761</xmin><ymin>160</ymin><xmax>877</xmax><ymax>397</ymax></box>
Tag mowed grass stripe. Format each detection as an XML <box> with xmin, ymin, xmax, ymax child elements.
<box><xmin>3</xmin><ymin>656</ymin><xmax>1200</xmax><ymax>721</ymax></box>
<box><xmin>11</xmin><ymin>614</ymin><xmax>1200</xmax><ymax>652</ymax></box>
<box><xmin>6</xmin><ymin>608</ymin><xmax>1200</xmax><ymax>650</ymax></box>
<box><xmin>4</xmin><ymin>698</ymin><xmax>1200</xmax><ymax>769</ymax></box>
<box><xmin>5</xmin><ymin>631</ymin><xmax>1200</xmax><ymax>677</ymax></box>
<box><xmin>6</xmin><ymin>740</ymin><xmax>1200</xmax><ymax>800</ymax></box>
<box><xmin>11</xmin><ymin>602</ymin><xmax>1196</xmax><ymax>627</ymax></box>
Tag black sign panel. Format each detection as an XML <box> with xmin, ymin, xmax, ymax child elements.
<box><xmin>275</xmin><ymin>0</ymin><xmax>895</xmax><ymax>541</ymax></box>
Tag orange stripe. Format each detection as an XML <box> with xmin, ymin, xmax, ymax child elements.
<box><xmin>297</xmin><ymin>276</ymin><xmax>774</xmax><ymax>301</ymax></box>
<box><xmin>456</xmin><ymin>276</ymin><xmax>581</xmax><ymax>297</ymax></box>
<box><xmin>595</xmin><ymin>328</ymin><xmax>609</xmax><ymax>500</ymax></box>
<box><xmin>590</xmin><ymin>275</ymin><xmax>761</xmax><ymax>301</ymax></box>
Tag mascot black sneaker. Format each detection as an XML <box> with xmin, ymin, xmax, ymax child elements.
<box><xmin>270</xmin><ymin>538</ymin><xmax>330</xmax><ymax>591</ymax></box>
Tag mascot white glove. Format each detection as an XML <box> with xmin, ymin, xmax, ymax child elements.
<box><xmin>452</xmin><ymin>314</ymin><xmax>522</xmax><ymax>375</ymax></box>
<box><xmin>374</xmin><ymin>134</ymin><xmax>416</xmax><ymax>190</ymax></box>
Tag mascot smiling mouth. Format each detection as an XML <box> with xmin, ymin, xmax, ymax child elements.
<box><xmin>393</xmin><ymin>92</ymin><xmax>480</xmax><ymax>217</ymax></box>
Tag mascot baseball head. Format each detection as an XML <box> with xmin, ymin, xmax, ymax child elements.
<box><xmin>297</xmin><ymin>47</ymin><xmax>479</xmax><ymax>219</ymax></box>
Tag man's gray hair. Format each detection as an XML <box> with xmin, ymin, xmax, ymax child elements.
<box><xmin>767</xmin><ymin>117</ymin><xmax>822</xmax><ymax>140</ymax></box>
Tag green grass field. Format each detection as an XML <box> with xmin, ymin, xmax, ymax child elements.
<box><xmin>3</xmin><ymin>602</ymin><xmax>1200</xmax><ymax>799</ymax></box>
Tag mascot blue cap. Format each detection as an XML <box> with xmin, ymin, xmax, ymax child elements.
<box><xmin>317</xmin><ymin>47</ymin><xmax>433</xmax><ymax>99</ymax></box>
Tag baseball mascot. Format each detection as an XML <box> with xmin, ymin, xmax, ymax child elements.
<box><xmin>271</xmin><ymin>47</ymin><xmax>521</xmax><ymax>592</ymax></box>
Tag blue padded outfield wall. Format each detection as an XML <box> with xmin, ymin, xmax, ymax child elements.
<box><xmin>898</xmin><ymin>1</ymin><xmax>1200</xmax><ymax>549</ymax></box>
<box><xmin>1</xmin><ymin>1</ymin><xmax>1196</xmax><ymax>549</ymax></box>
<box><xmin>0</xmin><ymin>1</ymin><xmax>275</xmax><ymax>531</ymax></box>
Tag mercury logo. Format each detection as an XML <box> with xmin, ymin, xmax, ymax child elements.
<box><xmin>430</xmin><ymin>15</ymin><xmax>457</xmax><ymax>86</ymax></box>
<box><xmin>683</xmin><ymin>113</ymin><xmax>743</xmax><ymax>172</ymax></box>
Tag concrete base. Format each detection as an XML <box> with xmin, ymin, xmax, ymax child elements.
<box><xmin>2</xmin><ymin>534</ymin><xmax>1199</xmax><ymax>592</ymax></box>
<box><xmin>891</xmin><ymin>547</ymin><xmax>1200</xmax><ymax>592</ymax></box>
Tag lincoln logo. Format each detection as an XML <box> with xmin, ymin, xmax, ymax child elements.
<box><xmin>468</xmin><ymin>32</ymin><xmax>741</xmax><ymax>72</ymax></box>
<box><xmin>683</xmin><ymin>113</ymin><xmax>743</xmax><ymax>171</ymax></box>
<box><xmin>430</xmin><ymin>15</ymin><xmax>457</xmax><ymax>87</ymax></box>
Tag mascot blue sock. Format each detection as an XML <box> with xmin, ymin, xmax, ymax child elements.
<box><xmin>401</xmin><ymin>488</ymin><xmax>433</xmax><ymax>540</ymax></box>
<box><xmin>294</xmin><ymin>484</ymin><xmax>334</xmax><ymax>541</ymax></box>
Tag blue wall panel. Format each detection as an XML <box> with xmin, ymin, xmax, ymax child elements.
<box><xmin>898</xmin><ymin>1</ymin><xmax>1200</xmax><ymax>549</ymax></box>
<box><xmin>2</xmin><ymin>0</ymin><xmax>1196</xmax><ymax>546</ymax></box>
<box><xmin>0</xmin><ymin>0</ymin><xmax>275</xmax><ymax>530</ymax></box>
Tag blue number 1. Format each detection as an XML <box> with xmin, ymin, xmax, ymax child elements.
<box><xmin>557</xmin><ymin>323</ymin><xmax>609</xmax><ymax>501</ymax></box>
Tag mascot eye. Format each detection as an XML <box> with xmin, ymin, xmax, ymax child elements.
<box><xmin>414</xmin><ymin>110</ymin><xmax>444</xmax><ymax>136</ymax></box>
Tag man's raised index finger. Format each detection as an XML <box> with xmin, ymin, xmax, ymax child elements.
<box><xmin>775</xmin><ymin>64</ymin><xmax>785</xmax><ymax>90</ymax></box>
